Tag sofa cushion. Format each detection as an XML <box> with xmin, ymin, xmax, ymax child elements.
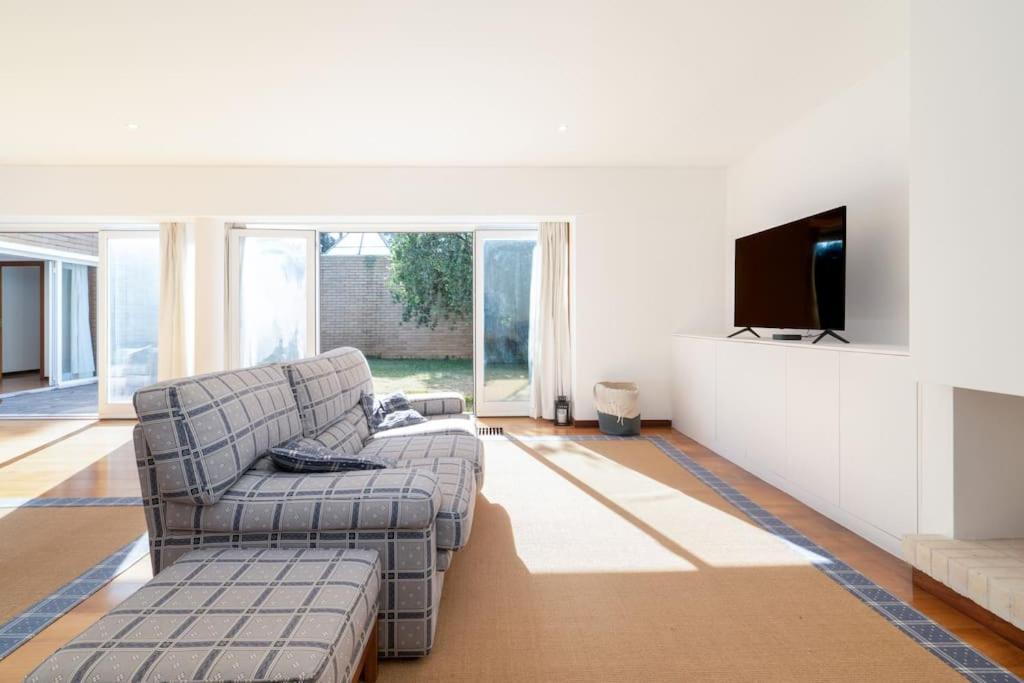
<box><xmin>317</xmin><ymin>347</ymin><xmax>374</xmax><ymax>439</ymax></box>
<box><xmin>313</xmin><ymin>403</ymin><xmax>371</xmax><ymax>454</ymax></box>
<box><xmin>281</xmin><ymin>356</ymin><xmax>348</xmax><ymax>438</ymax></box>
<box><xmin>390</xmin><ymin>457</ymin><xmax>476</xmax><ymax>550</ymax></box>
<box><xmin>407</xmin><ymin>392</ymin><xmax>466</xmax><ymax>416</ymax></box>
<box><xmin>164</xmin><ymin>467</ymin><xmax>443</xmax><ymax>535</ymax></box>
<box><xmin>26</xmin><ymin>548</ymin><xmax>381</xmax><ymax>683</ymax></box>
<box><xmin>321</xmin><ymin>347</ymin><xmax>374</xmax><ymax>409</ymax></box>
<box><xmin>134</xmin><ymin>365</ymin><xmax>301</xmax><ymax>505</ymax></box>
<box><xmin>359</xmin><ymin>433</ymin><xmax>485</xmax><ymax>488</ymax></box>
<box><xmin>269</xmin><ymin>437</ymin><xmax>392</xmax><ymax>473</ymax></box>
<box><xmin>368</xmin><ymin>417</ymin><xmax>476</xmax><ymax>441</ymax></box>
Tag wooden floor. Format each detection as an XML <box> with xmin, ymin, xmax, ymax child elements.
<box><xmin>0</xmin><ymin>372</ymin><xmax>47</xmax><ymax>396</ymax></box>
<box><xmin>0</xmin><ymin>417</ymin><xmax>1022</xmax><ymax>679</ymax></box>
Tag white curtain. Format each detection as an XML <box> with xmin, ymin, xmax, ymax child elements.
<box><xmin>67</xmin><ymin>263</ymin><xmax>96</xmax><ymax>378</ymax></box>
<box><xmin>158</xmin><ymin>222</ymin><xmax>194</xmax><ymax>380</ymax></box>
<box><xmin>529</xmin><ymin>222</ymin><xmax>572</xmax><ymax>420</ymax></box>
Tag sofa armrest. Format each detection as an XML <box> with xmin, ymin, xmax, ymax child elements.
<box><xmin>406</xmin><ymin>392</ymin><xmax>466</xmax><ymax>416</ymax></box>
<box><xmin>164</xmin><ymin>468</ymin><xmax>443</xmax><ymax>534</ymax></box>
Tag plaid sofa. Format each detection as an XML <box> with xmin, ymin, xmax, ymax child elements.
<box><xmin>27</xmin><ymin>548</ymin><xmax>381</xmax><ymax>683</ymax></box>
<box><xmin>132</xmin><ymin>347</ymin><xmax>483</xmax><ymax>658</ymax></box>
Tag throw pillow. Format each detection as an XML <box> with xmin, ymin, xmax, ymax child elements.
<box><xmin>361</xmin><ymin>390</ymin><xmax>416</xmax><ymax>432</ymax></box>
<box><xmin>377</xmin><ymin>408</ymin><xmax>428</xmax><ymax>431</ymax></box>
<box><xmin>359</xmin><ymin>391</ymin><xmax>381</xmax><ymax>433</ymax></box>
<box><xmin>377</xmin><ymin>391</ymin><xmax>412</xmax><ymax>414</ymax></box>
<box><xmin>269</xmin><ymin>437</ymin><xmax>392</xmax><ymax>473</ymax></box>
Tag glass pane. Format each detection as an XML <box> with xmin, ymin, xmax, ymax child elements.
<box><xmin>319</xmin><ymin>231</ymin><xmax>475</xmax><ymax>406</ymax></box>
<box><xmin>239</xmin><ymin>235</ymin><xmax>308</xmax><ymax>366</ymax></box>
<box><xmin>482</xmin><ymin>238</ymin><xmax>535</xmax><ymax>404</ymax></box>
<box><xmin>107</xmin><ymin>237</ymin><xmax>159</xmax><ymax>402</ymax></box>
<box><xmin>61</xmin><ymin>263</ymin><xmax>97</xmax><ymax>381</ymax></box>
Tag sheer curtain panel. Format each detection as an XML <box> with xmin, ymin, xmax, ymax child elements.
<box><xmin>158</xmin><ymin>222</ymin><xmax>193</xmax><ymax>380</ymax></box>
<box><xmin>529</xmin><ymin>222</ymin><xmax>572</xmax><ymax>420</ymax></box>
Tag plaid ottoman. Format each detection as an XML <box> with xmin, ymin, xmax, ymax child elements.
<box><xmin>27</xmin><ymin>548</ymin><xmax>381</xmax><ymax>683</ymax></box>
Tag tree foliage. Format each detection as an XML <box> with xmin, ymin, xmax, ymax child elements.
<box><xmin>319</xmin><ymin>232</ymin><xmax>342</xmax><ymax>254</ymax></box>
<box><xmin>385</xmin><ymin>233</ymin><xmax>472</xmax><ymax>328</ymax></box>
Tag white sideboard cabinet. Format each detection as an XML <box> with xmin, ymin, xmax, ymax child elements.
<box><xmin>671</xmin><ymin>333</ymin><xmax>917</xmax><ymax>556</ymax></box>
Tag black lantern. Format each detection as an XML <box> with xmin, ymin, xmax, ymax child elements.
<box><xmin>554</xmin><ymin>395</ymin><xmax>571</xmax><ymax>426</ymax></box>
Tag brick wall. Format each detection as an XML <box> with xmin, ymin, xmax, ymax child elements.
<box><xmin>0</xmin><ymin>232</ymin><xmax>98</xmax><ymax>256</ymax></box>
<box><xmin>319</xmin><ymin>255</ymin><xmax>472</xmax><ymax>359</ymax></box>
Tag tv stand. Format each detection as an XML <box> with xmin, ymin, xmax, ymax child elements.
<box><xmin>727</xmin><ymin>327</ymin><xmax>760</xmax><ymax>339</ymax></box>
<box><xmin>812</xmin><ymin>329</ymin><xmax>850</xmax><ymax>344</ymax></box>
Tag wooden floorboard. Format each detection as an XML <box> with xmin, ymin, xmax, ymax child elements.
<box><xmin>914</xmin><ymin>568</ymin><xmax>1024</xmax><ymax>651</ymax></box>
<box><xmin>0</xmin><ymin>418</ymin><xmax>1022</xmax><ymax>678</ymax></box>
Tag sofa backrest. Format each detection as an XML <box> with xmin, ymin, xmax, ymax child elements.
<box><xmin>280</xmin><ymin>355</ymin><xmax>349</xmax><ymax>438</ymax></box>
<box><xmin>133</xmin><ymin>364</ymin><xmax>301</xmax><ymax>506</ymax></box>
<box><xmin>281</xmin><ymin>347</ymin><xmax>374</xmax><ymax>450</ymax></box>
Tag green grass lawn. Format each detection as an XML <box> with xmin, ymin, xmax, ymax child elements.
<box><xmin>367</xmin><ymin>358</ymin><xmax>474</xmax><ymax>407</ymax></box>
<box><xmin>365</xmin><ymin>358</ymin><xmax>530</xmax><ymax>409</ymax></box>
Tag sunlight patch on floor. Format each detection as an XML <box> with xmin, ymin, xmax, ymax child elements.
<box><xmin>0</xmin><ymin>420</ymin><xmax>94</xmax><ymax>466</ymax></box>
<box><xmin>484</xmin><ymin>440</ymin><xmax>698</xmax><ymax>574</ymax></box>
<box><xmin>0</xmin><ymin>422</ymin><xmax>136</xmax><ymax>499</ymax></box>
<box><xmin>487</xmin><ymin>438</ymin><xmax>826</xmax><ymax>574</ymax></box>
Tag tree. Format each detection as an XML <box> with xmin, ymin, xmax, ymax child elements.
<box><xmin>319</xmin><ymin>232</ymin><xmax>343</xmax><ymax>254</ymax></box>
<box><xmin>385</xmin><ymin>233</ymin><xmax>472</xmax><ymax>328</ymax></box>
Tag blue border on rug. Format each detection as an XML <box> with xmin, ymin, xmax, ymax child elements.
<box><xmin>0</xmin><ymin>534</ymin><xmax>149</xmax><ymax>660</ymax></box>
<box><xmin>0</xmin><ymin>497</ymin><xmax>143</xmax><ymax>509</ymax></box>
<box><xmin>510</xmin><ymin>434</ymin><xmax>1020</xmax><ymax>683</ymax></box>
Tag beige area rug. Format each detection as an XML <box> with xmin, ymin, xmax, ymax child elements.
<box><xmin>0</xmin><ymin>506</ymin><xmax>146</xmax><ymax>622</ymax></box>
<box><xmin>381</xmin><ymin>438</ymin><xmax>960</xmax><ymax>682</ymax></box>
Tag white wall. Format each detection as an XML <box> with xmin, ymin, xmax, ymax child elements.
<box><xmin>952</xmin><ymin>388</ymin><xmax>1024</xmax><ymax>539</ymax></box>
<box><xmin>724</xmin><ymin>55</ymin><xmax>909</xmax><ymax>345</ymax></box>
<box><xmin>0</xmin><ymin>166</ymin><xmax>727</xmax><ymax>419</ymax></box>
<box><xmin>918</xmin><ymin>382</ymin><xmax>954</xmax><ymax>536</ymax></box>
<box><xmin>1</xmin><ymin>265</ymin><xmax>41</xmax><ymax>373</ymax></box>
<box><xmin>911</xmin><ymin>0</ymin><xmax>1024</xmax><ymax>399</ymax></box>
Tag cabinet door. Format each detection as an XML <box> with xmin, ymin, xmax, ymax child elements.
<box><xmin>715</xmin><ymin>341</ymin><xmax>750</xmax><ymax>464</ymax></box>
<box><xmin>671</xmin><ymin>337</ymin><xmax>716</xmax><ymax>446</ymax></box>
<box><xmin>786</xmin><ymin>349</ymin><xmax>840</xmax><ymax>504</ymax></box>
<box><xmin>745</xmin><ymin>344</ymin><xmax>787</xmax><ymax>477</ymax></box>
<box><xmin>840</xmin><ymin>353</ymin><xmax>918</xmax><ymax>538</ymax></box>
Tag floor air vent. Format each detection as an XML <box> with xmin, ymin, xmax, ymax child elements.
<box><xmin>477</xmin><ymin>426</ymin><xmax>504</xmax><ymax>436</ymax></box>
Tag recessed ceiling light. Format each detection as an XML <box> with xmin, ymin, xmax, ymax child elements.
<box><xmin>557</xmin><ymin>124</ymin><xmax>569</xmax><ymax>133</ymax></box>
<box><xmin>126</xmin><ymin>123</ymin><xmax>140</xmax><ymax>130</ymax></box>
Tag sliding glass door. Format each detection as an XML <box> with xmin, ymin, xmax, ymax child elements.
<box><xmin>228</xmin><ymin>229</ymin><xmax>317</xmax><ymax>368</ymax></box>
<box><xmin>474</xmin><ymin>230</ymin><xmax>537</xmax><ymax>416</ymax></box>
<box><xmin>97</xmin><ymin>231</ymin><xmax>160</xmax><ymax>418</ymax></box>
<box><xmin>59</xmin><ymin>262</ymin><xmax>97</xmax><ymax>384</ymax></box>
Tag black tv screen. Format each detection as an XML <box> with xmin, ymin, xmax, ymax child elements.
<box><xmin>734</xmin><ymin>207</ymin><xmax>846</xmax><ymax>331</ymax></box>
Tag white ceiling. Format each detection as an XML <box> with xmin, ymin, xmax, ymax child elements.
<box><xmin>0</xmin><ymin>0</ymin><xmax>907</xmax><ymax>166</ymax></box>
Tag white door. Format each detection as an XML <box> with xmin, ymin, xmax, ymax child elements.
<box><xmin>98</xmin><ymin>231</ymin><xmax>160</xmax><ymax>418</ymax></box>
<box><xmin>474</xmin><ymin>230</ymin><xmax>537</xmax><ymax>416</ymax></box>
<box><xmin>228</xmin><ymin>229</ymin><xmax>317</xmax><ymax>369</ymax></box>
<box><xmin>55</xmin><ymin>259</ymin><xmax>100</xmax><ymax>389</ymax></box>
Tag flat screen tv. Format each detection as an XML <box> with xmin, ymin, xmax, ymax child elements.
<box><xmin>734</xmin><ymin>206</ymin><xmax>846</xmax><ymax>332</ymax></box>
